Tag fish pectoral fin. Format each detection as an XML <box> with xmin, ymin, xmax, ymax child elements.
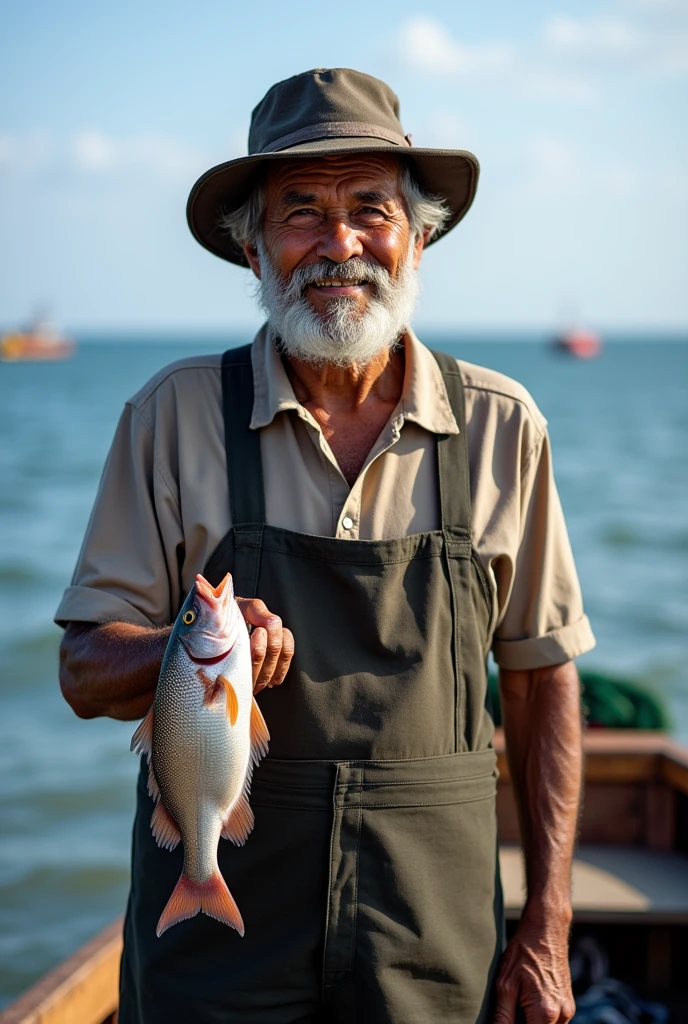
<box><xmin>218</xmin><ymin>675</ymin><xmax>239</xmax><ymax>726</ymax></box>
<box><xmin>150</xmin><ymin>801</ymin><xmax>181</xmax><ymax>851</ymax></box>
<box><xmin>249</xmin><ymin>697</ymin><xmax>270</xmax><ymax>766</ymax></box>
<box><xmin>221</xmin><ymin>793</ymin><xmax>254</xmax><ymax>846</ymax></box>
<box><xmin>130</xmin><ymin>704</ymin><xmax>154</xmax><ymax>758</ymax></box>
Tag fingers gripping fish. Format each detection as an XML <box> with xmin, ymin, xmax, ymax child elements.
<box><xmin>130</xmin><ymin>572</ymin><xmax>269</xmax><ymax>937</ymax></box>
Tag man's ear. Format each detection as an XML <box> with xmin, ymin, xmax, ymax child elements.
<box><xmin>243</xmin><ymin>243</ymin><xmax>262</xmax><ymax>279</ymax></box>
<box><xmin>411</xmin><ymin>229</ymin><xmax>430</xmax><ymax>270</ymax></box>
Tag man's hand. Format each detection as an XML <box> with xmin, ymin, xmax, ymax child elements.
<box><xmin>494</xmin><ymin>906</ymin><xmax>575</xmax><ymax>1024</ymax></box>
<box><xmin>236</xmin><ymin>597</ymin><xmax>295</xmax><ymax>693</ymax></box>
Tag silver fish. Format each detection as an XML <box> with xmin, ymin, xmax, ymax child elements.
<box><xmin>130</xmin><ymin>572</ymin><xmax>269</xmax><ymax>937</ymax></box>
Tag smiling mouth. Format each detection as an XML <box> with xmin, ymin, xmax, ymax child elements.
<box><xmin>310</xmin><ymin>279</ymin><xmax>369</xmax><ymax>288</ymax></box>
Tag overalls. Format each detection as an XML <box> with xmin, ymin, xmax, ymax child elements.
<box><xmin>119</xmin><ymin>346</ymin><xmax>504</xmax><ymax>1024</ymax></box>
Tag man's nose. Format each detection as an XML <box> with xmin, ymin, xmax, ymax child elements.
<box><xmin>315</xmin><ymin>218</ymin><xmax>364</xmax><ymax>263</ymax></box>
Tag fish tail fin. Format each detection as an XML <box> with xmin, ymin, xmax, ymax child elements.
<box><xmin>156</xmin><ymin>870</ymin><xmax>245</xmax><ymax>938</ymax></box>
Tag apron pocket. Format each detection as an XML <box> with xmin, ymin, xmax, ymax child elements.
<box><xmin>352</xmin><ymin>757</ymin><xmax>501</xmax><ymax>1023</ymax></box>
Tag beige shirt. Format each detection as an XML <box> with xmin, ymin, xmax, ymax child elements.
<box><xmin>56</xmin><ymin>326</ymin><xmax>595</xmax><ymax>671</ymax></box>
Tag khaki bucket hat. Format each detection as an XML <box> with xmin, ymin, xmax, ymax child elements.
<box><xmin>186</xmin><ymin>67</ymin><xmax>480</xmax><ymax>267</ymax></box>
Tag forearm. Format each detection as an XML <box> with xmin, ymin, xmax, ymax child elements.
<box><xmin>59</xmin><ymin>621</ymin><xmax>171</xmax><ymax>721</ymax></box>
<box><xmin>499</xmin><ymin>661</ymin><xmax>582</xmax><ymax>922</ymax></box>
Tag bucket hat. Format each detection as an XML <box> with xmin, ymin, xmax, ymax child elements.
<box><xmin>187</xmin><ymin>67</ymin><xmax>480</xmax><ymax>267</ymax></box>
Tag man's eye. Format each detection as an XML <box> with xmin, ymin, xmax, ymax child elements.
<box><xmin>358</xmin><ymin>207</ymin><xmax>386</xmax><ymax>221</ymax></box>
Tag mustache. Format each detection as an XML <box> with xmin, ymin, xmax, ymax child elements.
<box><xmin>283</xmin><ymin>259</ymin><xmax>392</xmax><ymax>296</ymax></box>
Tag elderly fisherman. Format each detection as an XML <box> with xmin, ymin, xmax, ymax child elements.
<box><xmin>58</xmin><ymin>68</ymin><xmax>594</xmax><ymax>1024</ymax></box>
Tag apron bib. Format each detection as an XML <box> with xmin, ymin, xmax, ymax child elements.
<box><xmin>119</xmin><ymin>346</ymin><xmax>504</xmax><ymax>1024</ymax></box>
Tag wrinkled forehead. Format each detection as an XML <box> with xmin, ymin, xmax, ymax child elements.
<box><xmin>263</xmin><ymin>153</ymin><xmax>404</xmax><ymax>205</ymax></box>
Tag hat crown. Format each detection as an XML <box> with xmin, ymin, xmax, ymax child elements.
<box><xmin>248</xmin><ymin>68</ymin><xmax>405</xmax><ymax>155</ymax></box>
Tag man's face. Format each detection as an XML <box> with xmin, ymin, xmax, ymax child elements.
<box><xmin>242</xmin><ymin>154</ymin><xmax>425</xmax><ymax>367</ymax></box>
<box><xmin>256</xmin><ymin>153</ymin><xmax>423</xmax><ymax>319</ymax></box>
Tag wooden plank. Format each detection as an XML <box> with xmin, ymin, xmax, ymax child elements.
<box><xmin>646</xmin><ymin>783</ymin><xmax>676</xmax><ymax>851</ymax></box>
<box><xmin>661</xmin><ymin>755</ymin><xmax>688</xmax><ymax>797</ymax></box>
<box><xmin>583</xmin><ymin>753</ymin><xmax>658</xmax><ymax>784</ymax></box>
<box><xmin>495</xmin><ymin>730</ymin><xmax>688</xmax><ymax>791</ymax></box>
<box><xmin>579</xmin><ymin>785</ymin><xmax>646</xmax><ymax>845</ymax></box>
<box><xmin>498</xmin><ymin>782</ymin><xmax>647</xmax><ymax>846</ymax></box>
<box><xmin>0</xmin><ymin>920</ymin><xmax>122</xmax><ymax>1024</ymax></box>
<box><xmin>501</xmin><ymin>845</ymin><xmax>688</xmax><ymax>924</ymax></box>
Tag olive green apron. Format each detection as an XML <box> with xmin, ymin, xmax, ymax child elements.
<box><xmin>119</xmin><ymin>345</ymin><xmax>504</xmax><ymax>1024</ymax></box>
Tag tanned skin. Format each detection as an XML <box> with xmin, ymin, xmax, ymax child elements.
<box><xmin>242</xmin><ymin>154</ymin><xmax>424</xmax><ymax>485</ymax></box>
<box><xmin>496</xmin><ymin>662</ymin><xmax>580</xmax><ymax>1024</ymax></box>
<box><xmin>60</xmin><ymin>153</ymin><xmax>580</xmax><ymax>1023</ymax></box>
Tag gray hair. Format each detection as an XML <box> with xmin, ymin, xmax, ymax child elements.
<box><xmin>219</xmin><ymin>161</ymin><xmax>450</xmax><ymax>252</ymax></box>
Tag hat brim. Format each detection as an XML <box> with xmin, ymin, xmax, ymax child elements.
<box><xmin>186</xmin><ymin>136</ymin><xmax>480</xmax><ymax>267</ymax></box>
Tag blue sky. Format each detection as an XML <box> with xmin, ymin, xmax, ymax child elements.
<box><xmin>1</xmin><ymin>0</ymin><xmax>687</xmax><ymax>331</ymax></box>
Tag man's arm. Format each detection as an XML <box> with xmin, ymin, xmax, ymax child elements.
<box><xmin>60</xmin><ymin>598</ymin><xmax>295</xmax><ymax>721</ymax></box>
<box><xmin>494</xmin><ymin>660</ymin><xmax>581</xmax><ymax>1024</ymax></box>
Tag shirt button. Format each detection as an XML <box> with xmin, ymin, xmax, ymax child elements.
<box><xmin>342</xmin><ymin>516</ymin><xmax>354</xmax><ymax>530</ymax></box>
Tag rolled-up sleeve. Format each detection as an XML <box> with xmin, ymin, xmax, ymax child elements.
<box><xmin>54</xmin><ymin>401</ymin><xmax>183</xmax><ymax>628</ymax></box>
<box><xmin>491</xmin><ymin>429</ymin><xmax>595</xmax><ymax>670</ymax></box>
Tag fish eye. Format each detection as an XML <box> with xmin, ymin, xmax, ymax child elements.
<box><xmin>182</xmin><ymin>610</ymin><xmax>196</xmax><ymax>626</ymax></box>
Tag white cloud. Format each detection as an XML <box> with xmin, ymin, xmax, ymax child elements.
<box><xmin>519</xmin><ymin>69</ymin><xmax>597</xmax><ymax>103</ymax></box>
<box><xmin>516</xmin><ymin>136</ymin><xmax>679</xmax><ymax>203</ymax></box>
<box><xmin>544</xmin><ymin>15</ymin><xmax>641</xmax><ymax>56</ymax></box>
<box><xmin>0</xmin><ymin>135</ymin><xmax>17</xmax><ymax>166</ymax></box>
<box><xmin>395</xmin><ymin>15</ymin><xmax>594</xmax><ymax>101</ymax></box>
<box><xmin>657</xmin><ymin>167</ymin><xmax>688</xmax><ymax>199</ymax></box>
<box><xmin>0</xmin><ymin>131</ymin><xmax>210</xmax><ymax>183</ymax></box>
<box><xmin>395</xmin><ymin>6</ymin><xmax>688</xmax><ymax>99</ymax></box>
<box><xmin>398</xmin><ymin>17</ymin><xmax>514</xmax><ymax>78</ymax></box>
<box><xmin>542</xmin><ymin>9</ymin><xmax>688</xmax><ymax>76</ymax></box>
<box><xmin>422</xmin><ymin>112</ymin><xmax>474</xmax><ymax>149</ymax></box>
<box><xmin>73</xmin><ymin>131</ymin><xmax>117</xmax><ymax>170</ymax></box>
<box><xmin>125</xmin><ymin>134</ymin><xmax>207</xmax><ymax>179</ymax></box>
<box><xmin>523</xmin><ymin>137</ymin><xmax>585</xmax><ymax>199</ymax></box>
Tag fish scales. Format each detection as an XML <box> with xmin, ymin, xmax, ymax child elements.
<box><xmin>130</xmin><ymin>571</ymin><xmax>269</xmax><ymax>937</ymax></box>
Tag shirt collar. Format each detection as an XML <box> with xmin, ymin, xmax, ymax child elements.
<box><xmin>249</xmin><ymin>323</ymin><xmax>459</xmax><ymax>436</ymax></box>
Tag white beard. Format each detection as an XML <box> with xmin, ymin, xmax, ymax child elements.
<box><xmin>257</xmin><ymin>243</ymin><xmax>420</xmax><ymax>367</ymax></box>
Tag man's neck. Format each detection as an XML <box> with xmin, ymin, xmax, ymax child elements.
<box><xmin>282</xmin><ymin>340</ymin><xmax>406</xmax><ymax>486</ymax></box>
<box><xmin>284</xmin><ymin>342</ymin><xmax>404</xmax><ymax>412</ymax></box>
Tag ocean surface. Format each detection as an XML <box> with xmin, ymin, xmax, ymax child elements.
<box><xmin>0</xmin><ymin>334</ymin><xmax>687</xmax><ymax>1007</ymax></box>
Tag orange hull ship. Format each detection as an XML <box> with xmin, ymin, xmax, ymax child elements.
<box><xmin>552</xmin><ymin>327</ymin><xmax>603</xmax><ymax>359</ymax></box>
<box><xmin>1</xmin><ymin>329</ymin><xmax>75</xmax><ymax>362</ymax></box>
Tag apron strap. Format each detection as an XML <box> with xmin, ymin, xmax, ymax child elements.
<box><xmin>430</xmin><ymin>349</ymin><xmax>472</xmax><ymax>536</ymax></box>
<box><xmin>221</xmin><ymin>344</ymin><xmax>266</xmax><ymax>527</ymax></box>
<box><xmin>221</xmin><ymin>344</ymin><xmax>471</xmax><ymax>534</ymax></box>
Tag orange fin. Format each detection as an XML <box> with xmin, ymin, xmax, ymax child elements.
<box><xmin>147</xmin><ymin>760</ymin><xmax>161</xmax><ymax>803</ymax></box>
<box><xmin>221</xmin><ymin>793</ymin><xmax>254</xmax><ymax>846</ymax></box>
<box><xmin>249</xmin><ymin>697</ymin><xmax>270</xmax><ymax>768</ymax></box>
<box><xmin>130</xmin><ymin>705</ymin><xmax>154</xmax><ymax>758</ymax></box>
<box><xmin>218</xmin><ymin>675</ymin><xmax>239</xmax><ymax>726</ymax></box>
<box><xmin>222</xmin><ymin>698</ymin><xmax>269</xmax><ymax>836</ymax></box>
<box><xmin>150</xmin><ymin>801</ymin><xmax>181</xmax><ymax>851</ymax></box>
<box><xmin>156</xmin><ymin>870</ymin><xmax>244</xmax><ymax>938</ymax></box>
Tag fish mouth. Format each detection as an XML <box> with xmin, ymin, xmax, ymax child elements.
<box><xmin>195</xmin><ymin>574</ymin><xmax>231</xmax><ymax>605</ymax></box>
<box><xmin>186</xmin><ymin>648</ymin><xmax>232</xmax><ymax>666</ymax></box>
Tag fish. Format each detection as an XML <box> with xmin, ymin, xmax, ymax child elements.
<box><xmin>130</xmin><ymin>571</ymin><xmax>269</xmax><ymax>938</ymax></box>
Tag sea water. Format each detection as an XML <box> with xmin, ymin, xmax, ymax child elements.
<box><xmin>0</xmin><ymin>335</ymin><xmax>686</xmax><ymax>1005</ymax></box>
